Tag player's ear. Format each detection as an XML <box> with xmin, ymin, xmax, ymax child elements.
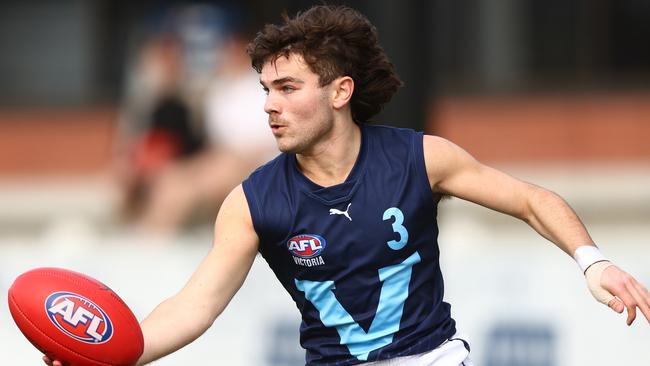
<box><xmin>331</xmin><ymin>76</ymin><xmax>354</xmax><ymax>110</ymax></box>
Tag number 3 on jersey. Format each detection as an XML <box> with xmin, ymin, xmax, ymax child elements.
<box><xmin>383</xmin><ymin>207</ymin><xmax>409</xmax><ymax>250</ymax></box>
<box><xmin>295</xmin><ymin>207</ymin><xmax>421</xmax><ymax>361</ymax></box>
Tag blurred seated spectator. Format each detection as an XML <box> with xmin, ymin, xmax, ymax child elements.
<box><xmin>112</xmin><ymin>28</ymin><xmax>200</xmax><ymax>218</ymax></box>
<box><xmin>115</xmin><ymin>21</ymin><xmax>275</xmax><ymax>236</ymax></box>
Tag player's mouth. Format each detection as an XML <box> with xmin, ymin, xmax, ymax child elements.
<box><xmin>270</xmin><ymin>122</ymin><xmax>286</xmax><ymax>135</ymax></box>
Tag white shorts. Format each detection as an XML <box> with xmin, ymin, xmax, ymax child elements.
<box><xmin>363</xmin><ymin>334</ymin><xmax>473</xmax><ymax>366</ymax></box>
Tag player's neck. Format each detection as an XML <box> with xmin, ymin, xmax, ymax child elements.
<box><xmin>295</xmin><ymin>119</ymin><xmax>361</xmax><ymax>187</ymax></box>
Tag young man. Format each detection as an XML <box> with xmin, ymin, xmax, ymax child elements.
<box><xmin>45</xmin><ymin>5</ymin><xmax>649</xmax><ymax>366</ymax></box>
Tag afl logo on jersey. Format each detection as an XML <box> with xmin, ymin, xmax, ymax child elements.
<box><xmin>45</xmin><ymin>291</ymin><xmax>113</xmax><ymax>344</ymax></box>
<box><xmin>287</xmin><ymin>234</ymin><xmax>326</xmax><ymax>258</ymax></box>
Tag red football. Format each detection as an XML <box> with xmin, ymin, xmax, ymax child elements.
<box><xmin>8</xmin><ymin>267</ymin><xmax>144</xmax><ymax>366</ymax></box>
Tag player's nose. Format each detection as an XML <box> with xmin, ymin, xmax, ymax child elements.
<box><xmin>264</xmin><ymin>92</ymin><xmax>281</xmax><ymax>115</ymax></box>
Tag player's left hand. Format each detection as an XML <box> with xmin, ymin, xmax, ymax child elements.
<box><xmin>587</xmin><ymin>261</ymin><xmax>650</xmax><ymax>325</ymax></box>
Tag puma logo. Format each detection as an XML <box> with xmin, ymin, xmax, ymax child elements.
<box><xmin>329</xmin><ymin>203</ymin><xmax>352</xmax><ymax>221</ymax></box>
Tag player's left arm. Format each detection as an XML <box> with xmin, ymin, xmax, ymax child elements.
<box><xmin>422</xmin><ymin>134</ymin><xmax>650</xmax><ymax>325</ymax></box>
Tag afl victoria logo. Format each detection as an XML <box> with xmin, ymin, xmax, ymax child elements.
<box><xmin>287</xmin><ymin>234</ymin><xmax>326</xmax><ymax>258</ymax></box>
<box><xmin>45</xmin><ymin>291</ymin><xmax>113</xmax><ymax>344</ymax></box>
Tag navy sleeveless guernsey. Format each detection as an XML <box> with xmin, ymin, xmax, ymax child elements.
<box><xmin>242</xmin><ymin>124</ymin><xmax>456</xmax><ymax>365</ymax></box>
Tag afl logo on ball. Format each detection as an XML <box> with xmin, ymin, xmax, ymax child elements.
<box><xmin>45</xmin><ymin>291</ymin><xmax>113</xmax><ymax>344</ymax></box>
<box><xmin>287</xmin><ymin>234</ymin><xmax>326</xmax><ymax>258</ymax></box>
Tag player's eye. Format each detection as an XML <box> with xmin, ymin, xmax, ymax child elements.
<box><xmin>262</xmin><ymin>87</ymin><xmax>269</xmax><ymax>95</ymax></box>
<box><xmin>281</xmin><ymin>85</ymin><xmax>296</xmax><ymax>93</ymax></box>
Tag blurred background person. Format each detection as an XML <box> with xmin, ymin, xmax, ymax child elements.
<box><xmin>113</xmin><ymin>4</ymin><xmax>275</xmax><ymax>235</ymax></box>
<box><xmin>133</xmin><ymin>28</ymin><xmax>276</xmax><ymax>234</ymax></box>
<box><xmin>113</xmin><ymin>28</ymin><xmax>203</xmax><ymax>230</ymax></box>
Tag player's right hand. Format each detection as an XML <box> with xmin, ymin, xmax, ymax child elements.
<box><xmin>42</xmin><ymin>355</ymin><xmax>63</xmax><ymax>366</ymax></box>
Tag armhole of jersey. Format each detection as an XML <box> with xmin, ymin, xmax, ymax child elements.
<box><xmin>412</xmin><ymin>131</ymin><xmax>434</xmax><ymax>195</ymax></box>
<box><xmin>241</xmin><ymin>179</ymin><xmax>265</xmax><ymax>244</ymax></box>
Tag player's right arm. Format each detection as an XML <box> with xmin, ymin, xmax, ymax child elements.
<box><xmin>135</xmin><ymin>184</ymin><xmax>259</xmax><ymax>364</ymax></box>
<box><xmin>43</xmin><ymin>185</ymin><xmax>259</xmax><ymax>366</ymax></box>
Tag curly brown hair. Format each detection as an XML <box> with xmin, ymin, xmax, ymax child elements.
<box><xmin>247</xmin><ymin>5</ymin><xmax>403</xmax><ymax>123</ymax></box>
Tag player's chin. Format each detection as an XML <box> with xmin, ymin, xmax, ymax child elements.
<box><xmin>276</xmin><ymin>139</ymin><xmax>299</xmax><ymax>154</ymax></box>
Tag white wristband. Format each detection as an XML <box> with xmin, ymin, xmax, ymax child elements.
<box><xmin>573</xmin><ymin>245</ymin><xmax>608</xmax><ymax>273</ymax></box>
